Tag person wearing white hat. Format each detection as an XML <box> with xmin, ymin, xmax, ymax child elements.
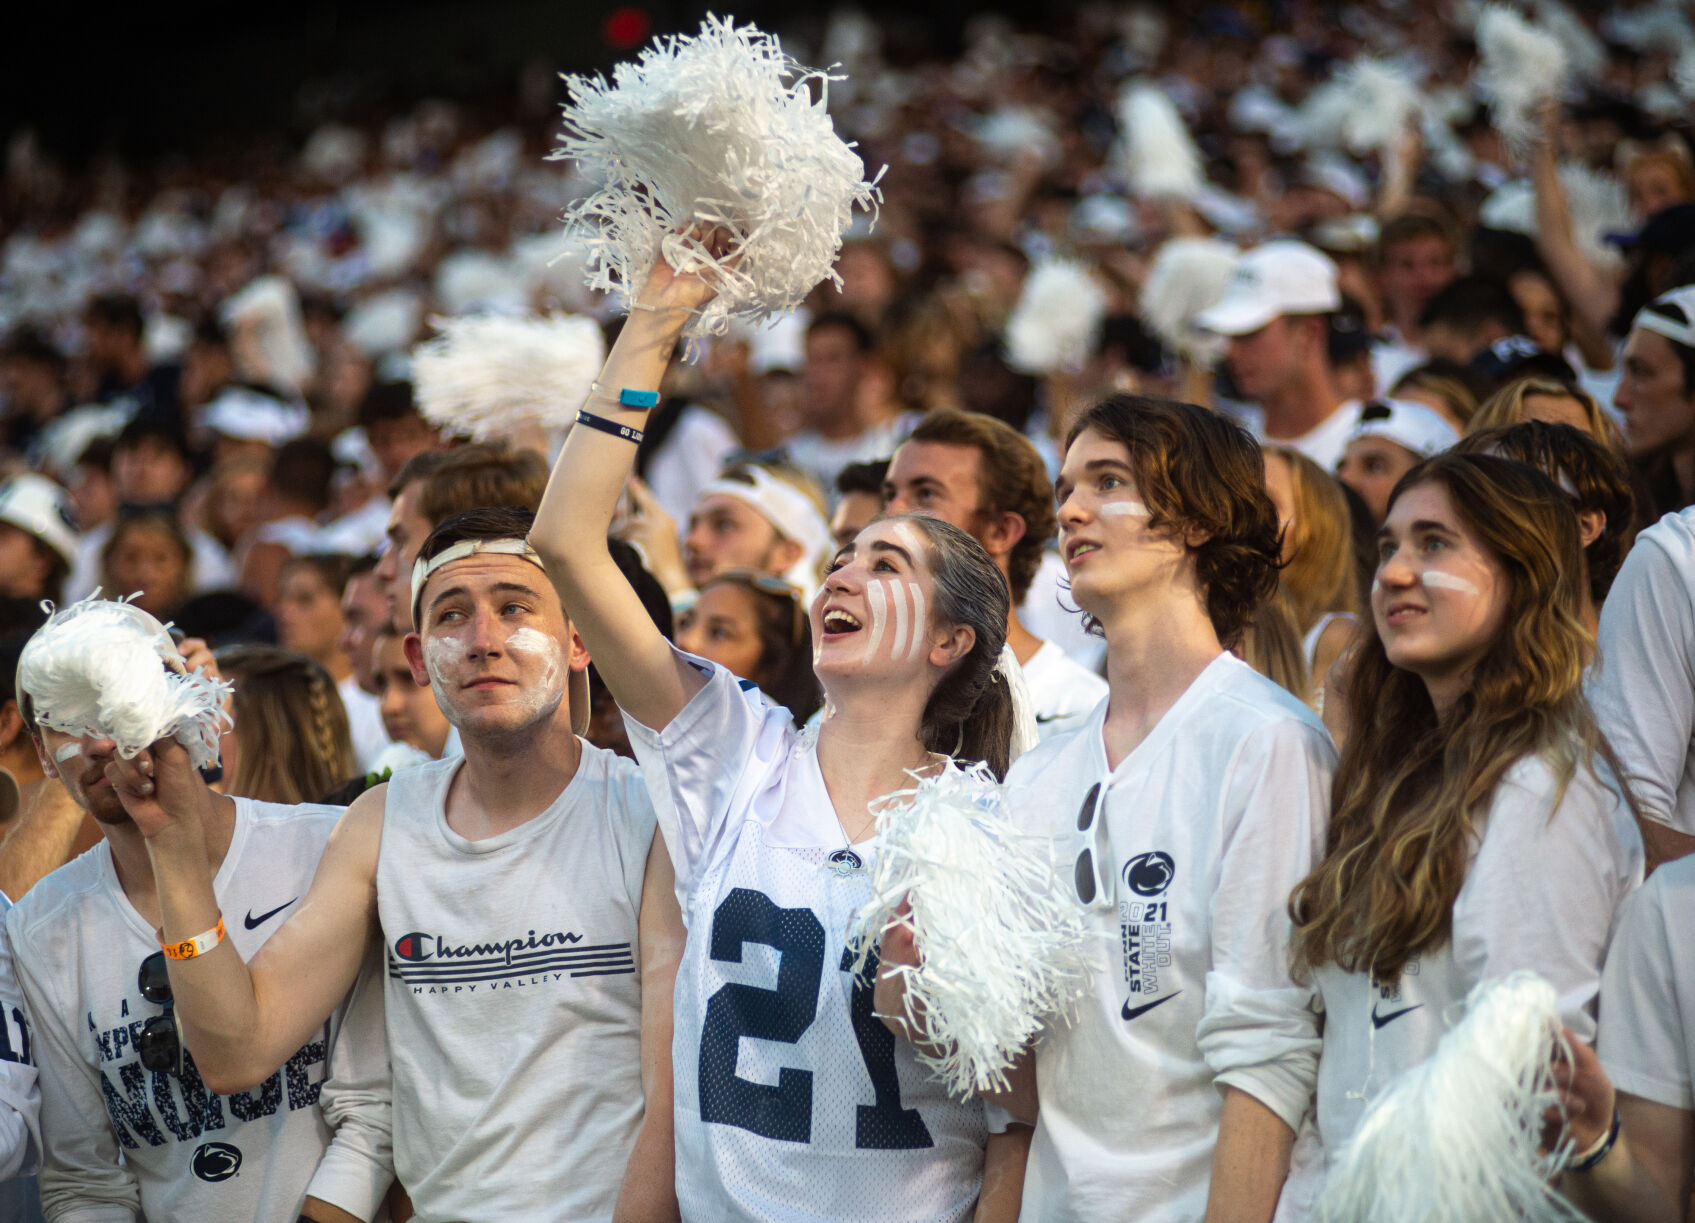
<box><xmin>0</xmin><ymin>474</ymin><xmax>78</xmax><ymax>604</ymax></box>
<box><xmin>1335</xmin><ymin>398</ymin><xmax>1460</xmax><ymax>524</ymax></box>
<box><xmin>1614</xmin><ymin>284</ymin><xmax>1695</xmax><ymax>518</ymax></box>
<box><xmin>1198</xmin><ymin>240</ymin><xmax>1362</xmax><ymax>471</ymax></box>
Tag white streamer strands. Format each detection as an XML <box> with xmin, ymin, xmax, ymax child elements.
<box><xmin>1480</xmin><ymin>165</ymin><xmax>1631</xmax><ymax>273</ymax></box>
<box><xmin>850</xmin><ymin>762</ymin><xmax>1093</xmax><ymax>1097</ymax></box>
<box><xmin>1116</xmin><ymin>83</ymin><xmax>1203</xmax><ymax>200</ymax></box>
<box><xmin>1534</xmin><ymin>0</ymin><xmax>1605</xmax><ymax>82</ymax></box>
<box><xmin>17</xmin><ymin>595</ymin><xmax>232</xmax><ymax>770</ymax></box>
<box><xmin>1141</xmin><ymin>237</ymin><xmax>1239</xmax><ymax>365</ymax></box>
<box><xmin>1315</xmin><ymin>972</ymin><xmax>1587</xmax><ymax>1223</ymax></box>
<box><xmin>1005</xmin><ymin>257</ymin><xmax>1107</xmax><ymax>375</ymax></box>
<box><xmin>1335</xmin><ymin>60</ymin><xmax>1425</xmax><ymax>157</ymax></box>
<box><xmin>552</xmin><ymin>15</ymin><xmax>882</xmax><ymax>343</ymax></box>
<box><xmin>1475</xmin><ymin>5</ymin><xmax>1568</xmax><ymax>157</ymax></box>
<box><xmin>412</xmin><ymin>313</ymin><xmax>606</xmax><ymax>442</ymax></box>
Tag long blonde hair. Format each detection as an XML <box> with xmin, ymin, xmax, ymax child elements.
<box><xmin>216</xmin><ymin>645</ymin><xmax>354</xmax><ymax>804</ymax></box>
<box><xmin>1289</xmin><ymin>453</ymin><xmax>1626</xmax><ymax>982</ymax></box>
<box><xmin>1467</xmin><ymin>377</ymin><xmax>1625</xmax><ymax>454</ymax></box>
<box><xmin>1266</xmin><ymin>446</ymin><xmax>1361</xmax><ymax>634</ymax></box>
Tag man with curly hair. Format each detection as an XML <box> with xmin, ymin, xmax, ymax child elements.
<box><xmin>993</xmin><ymin>395</ymin><xmax>1338</xmax><ymax>1223</ymax></box>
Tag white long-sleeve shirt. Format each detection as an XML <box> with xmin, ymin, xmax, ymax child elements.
<box><xmin>1006</xmin><ymin>653</ymin><xmax>1336</xmax><ymax>1223</ymax></box>
<box><xmin>6</xmin><ymin>799</ymin><xmax>392</xmax><ymax>1223</ymax></box>
<box><xmin>0</xmin><ymin>891</ymin><xmax>40</xmax><ymax>1182</ymax></box>
<box><xmin>1591</xmin><ymin>507</ymin><xmax>1695</xmax><ymax>836</ymax></box>
<box><xmin>1599</xmin><ymin>852</ymin><xmax>1695</xmax><ymax>1110</ymax></box>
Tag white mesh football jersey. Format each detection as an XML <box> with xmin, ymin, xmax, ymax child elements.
<box><xmin>626</xmin><ymin>654</ymin><xmax>987</xmax><ymax>1223</ymax></box>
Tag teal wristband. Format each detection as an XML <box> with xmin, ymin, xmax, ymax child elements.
<box><xmin>618</xmin><ymin>388</ymin><xmax>660</xmax><ymax>408</ymax></box>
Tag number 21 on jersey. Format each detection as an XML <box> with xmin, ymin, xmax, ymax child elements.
<box><xmin>698</xmin><ymin>887</ymin><xmax>934</xmax><ymax>1149</ymax></box>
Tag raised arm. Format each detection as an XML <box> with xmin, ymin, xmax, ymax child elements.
<box><xmin>1530</xmin><ymin>105</ymin><xmax>1619</xmax><ymax>361</ymax></box>
<box><xmin>112</xmin><ymin>740</ymin><xmax>382</xmax><ymax>1094</ymax></box>
<box><xmin>531</xmin><ymin>246</ymin><xmax>726</xmax><ymax>731</ymax></box>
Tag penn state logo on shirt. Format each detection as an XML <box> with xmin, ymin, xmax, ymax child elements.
<box><xmin>191</xmin><ymin>1141</ymin><xmax>242</xmax><ymax>1182</ymax></box>
<box><xmin>1123</xmin><ymin>851</ymin><xmax>1175</xmax><ymax>897</ymax></box>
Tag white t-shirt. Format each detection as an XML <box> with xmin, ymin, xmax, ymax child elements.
<box><xmin>0</xmin><ymin>891</ymin><xmax>40</xmax><ymax>1182</ymax></box>
<box><xmin>1020</xmin><ymin>641</ymin><xmax>1109</xmax><ymax>741</ymax></box>
<box><xmin>1311</xmin><ymin>754</ymin><xmax>1641</xmax><ymax>1164</ymax></box>
<box><xmin>337</xmin><ymin>676</ymin><xmax>392</xmax><ymax>775</ymax></box>
<box><xmin>376</xmin><ymin>747</ymin><xmax>654</xmax><ymax>1223</ymax></box>
<box><xmin>1599</xmin><ymin>852</ymin><xmax>1695</xmax><ymax>1110</ymax></box>
<box><xmin>784</xmin><ymin>413</ymin><xmax>921</xmax><ymax>500</ymax></box>
<box><xmin>1007</xmin><ymin>654</ymin><xmax>1335</xmax><ymax>1223</ymax></box>
<box><xmin>1240</xmin><ymin>400</ymin><xmax>1363</xmax><ymax>472</ymax></box>
<box><xmin>5</xmin><ymin>799</ymin><xmax>391</xmax><ymax>1223</ymax></box>
<box><xmin>624</xmin><ymin>653</ymin><xmax>987</xmax><ymax>1223</ymax></box>
<box><xmin>1591</xmin><ymin>507</ymin><xmax>1695</xmax><ymax>836</ymax></box>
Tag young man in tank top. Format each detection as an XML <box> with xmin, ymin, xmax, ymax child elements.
<box><xmin>114</xmin><ymin>506</ymin><xmax>684</xmax><ymax>1222</ymax></box>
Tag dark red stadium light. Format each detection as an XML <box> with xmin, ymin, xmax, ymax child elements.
<box><xmin>603</xmin><ymin>7</ymin><xmax>653</xmax><ymax>50</ymax></box>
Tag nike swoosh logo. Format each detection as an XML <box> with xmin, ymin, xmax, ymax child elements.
<box><xmin>1121</xmin><ymin>990</ymin><xmax>1181</xmax><ymax>1022</ymax></box>
<box><xmin>1371</xmin><ymin>1003</ymin><xmax>1422</xmax><ymax>1029</ymax></box>
<box><xmin>244</xmin><ymin>898</ymin><xmax>299</xmax><ymax>930</ymax></box>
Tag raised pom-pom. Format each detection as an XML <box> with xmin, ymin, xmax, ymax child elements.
<box><xmin>552</xmin><ymin>15</ymin><xmax>882</xmax><ymax>344</ymax></box>
<box><xmin>17</xmin><ymin>594</ymin><xmax>232</xmax><ymax>770</ymax></box>
<box><xmin>412</xmin><ymin>313</ymin><xmax>606</xmax><ymax>443</ymax></box>
<box><xmin>1005</xmin><ymin>257</ymin><xmax>1108</xmax><ymax>375</ymax></box>
<box><xmin>1315</xmin><ymin>972</ymin><xmax>1587</xmax><ymax>1223</ymax></box>
<box><xmin>1117</xmin><ymin>83</ymin><xmax>1203</xmax><ymax>200</ymax></box>
<box><xmin>1475</xmin><ymin>5</ymin><xmax>1567</xmax><ymax>157</ymax></box>
<box><xmin>1335</xmin><ymin>59</ymin><xmax>1425</xmax><ymax>157</ymax></box>
<box><xmin>850</xmin><ymin>762</ymin><xmax>1094</xmax><ymax>1097</ymax></box>
<box><xmin>1141</xmin><ymin>237</ymin><xmax>1239</xmax><ymax>365</ymax></box>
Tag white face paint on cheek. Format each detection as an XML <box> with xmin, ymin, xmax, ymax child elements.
<box><xmin>905</xmin><ymin>582</ymin><xmax>926</xmax><ymax>663</ymax></box>
<box><xmin>862</xmin><ymin>581</ymin><xmax>888</xmax><ymax>667</ymax></box>
<box><xmin>422</xmin><ymin>636</ymin><xmax>463</xmax><ymax>715</ymax></box>
<box><xmin>54</xmin><ymin>741</ymin><xmax>82</xmax><ymax>763</ymax></box>
<box><xmin>1419</xmin><ymin>569</ymin><xmax>1480</xmax><ymax>596</ymax></box>
<box><xmin>498</xmin><ymin>625</ymin><xmax>568</xmax><ymax>719</ymax></box>
<box><xmin>888</xmin><ymin>577</ymin><xmax>911</xmax><ymax>662</ymax></box>
<box><xmin>1099</xmin><ymin>501</ymin><xmax>1150</xmax><ymax>517</ymax></box>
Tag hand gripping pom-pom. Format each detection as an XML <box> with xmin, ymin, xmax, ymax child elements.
<box><xmin>412</xmin><ymin>313</ymin><xmax>606</xmax><ymax>443</ymax></box>
<box><xmin>1315</xmin><ymin>972</ymin><xmax>1590</xmax><ymax>1223</ymax></box>
<box><xmin>551</xmin><ymin>15</ymin><xmax>883</xmax><ymax>346</ymax></box>
<box><xmin>850</xmin><ymin>763</ymin><xmax>1095</xmax><ymax>1097</ymax></box>
<box><xmin>16</xmin><ymin>594</ymin><xmax>232</xmax><ymax>770</ymax></box>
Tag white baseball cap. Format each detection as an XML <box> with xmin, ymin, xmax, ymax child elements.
<box><xmin>1632</xmin><ymin>285</ymin><xmax>1695</xmax><ymax>348</ymax></box>
<box><xmin>0</xmin><ymin>473</ymin><xmax>78</xmax><ymax>568</ymax></box>
<box><xmin>1195</xmin><ymin>240</ymin><xmax>1342</xmax><ymax>337</ymax></box>
<box><xmin>1347</xmin><ymin>398</ymin><xmax>1459</xmax><ymax>461</ymax></box>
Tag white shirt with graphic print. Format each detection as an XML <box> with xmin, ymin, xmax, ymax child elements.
<box><xmin>0</xmin><ymin>891</ymin><xmax>40</xmax><ymax>1181</ymax></box>
<box><xmin>1006</xmin><ymin>654</ymin><xmax>1335</xmax><ymax>1223</ymax></box>
<box><xmin>624</xmin><ymin>650</ymin><xmax>988</xmax><ymax>1223</ymax></box>
<box><xmin>5</xmin><ymin>799</ymin><xmax>391</xmax><ymax>1223</ymax></box>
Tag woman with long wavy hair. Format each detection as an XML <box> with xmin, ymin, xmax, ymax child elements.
<box><xmin>1287</xmin><ymin>452</ymin><xmax>1644</xmax><ymax>1180</ymax></box>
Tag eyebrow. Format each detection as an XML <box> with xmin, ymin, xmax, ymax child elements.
<box><xmin>1055</xmin><ymin>457</ymin><xmax>1133</xmax><ymax>497</ymax></box>
<box><xmin>427</xmin><ymin>580</ymin><xmax>543</xmax><ymax>615</ymax></box>
<box><xmin>1378</xmin><ymin>519</ymin><xmax>1460</xmax><ymax>542</ymax></box>
<box><xmin>867</xmin><ymin>540</ymin><xmax>914</xmax><ymax>565</ymax></box>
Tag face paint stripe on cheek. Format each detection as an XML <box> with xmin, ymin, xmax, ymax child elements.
<box><xmin>1099</xmin><ymin>501</ymin><xmax>1150</xmax><ymax>517</ymax></box>
<box><xmin>1419</xmin><ymin>569</ymin><xmax>1480</xmax><ymax>596</ymax></box>
<box><xmin>54</xmin><ymin>741</ymin><xmax>82</xmax><ymax>763</ymax></box>
<box><xmin>889</xmin><ymin>578</ymin><xmax>911</xmax><ymax>662</ymax></box>
<box><xmin>862</xmin><ymin>582</ymin><xmax>888</xmax><ymax>667</ymax></box>
<box><xmin>905</xmin><ymin>582</ymin><xmax>926</xmax><ymax>663</ymax></box>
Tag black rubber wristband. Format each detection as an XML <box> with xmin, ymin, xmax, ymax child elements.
<box><xmin>575</xmin><ymin>409</ymin><xmax>644</xmax><ymax>444</ymax></box>
<box><xmin>1568</xmin><ymin>1106</ymin><xmax>1622</xmax><ymax>1173</ymax></box>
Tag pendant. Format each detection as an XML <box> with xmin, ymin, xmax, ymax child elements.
<box><xmin>827</xmin><ymin>848</ymin><xmax>863</xmax><ymax>877</ymax></box>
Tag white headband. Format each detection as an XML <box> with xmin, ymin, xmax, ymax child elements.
<box><xmin>410</xmin><ymin>537</ymin><xmax>546</xmax><ymax>624</ymax></box>
<box><xmin>1633</xmin><ymin>286</ymin><xmax>1695</xmax><ymax>348</ymax></box>
<box><xmin>701</xmin><ymin>468</ymin><xmax>832</xmax><ymax>568</ymax></box>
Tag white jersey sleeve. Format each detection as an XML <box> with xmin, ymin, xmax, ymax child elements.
<box><xmin>0</xmin><ymin>893</ymin><xmax>40</xmax><ymax>1183</ymax></box>
<box><xmin>303</xmin><ymin>943</ymin><xmax>393</xmax><ymax>1219</ymax></box>
<box><xmin>5</xmin><ymin>901</ymin><xmax>138</xmax><ymax>1222</ymax></box>
<box><xmin>1197</xmin><ymin>717</ymin><xmax>1330</xmax><ymax>1129</ymax></box>
<box><xmin>624</xmin><ymin>649</ymin><xmax>795</xmax><ymax>896</ymax></box>
<box><xmin>1591</xmin><ymin>508</ymin><xmax>1695</xmax><ymax>835</ymax></box>
<box><xmin>1598</xmin><ymin>855</ymin><xmax>1695</xmax><ymax>1110</ymax></box>
<box><xmin>1451</xmin><ymin>758</ymin><xmax>1642</xmax><ymax>1042</ymax></box>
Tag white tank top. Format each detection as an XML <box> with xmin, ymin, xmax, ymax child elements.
<box><xmin>377</xmin><ymin>748</ymin><xmax>656</xmax><ymax>1221</ymax></box>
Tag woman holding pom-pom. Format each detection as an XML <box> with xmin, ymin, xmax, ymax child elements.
<box><xmin>531</xmin><ymin>238</ymin><xmax>1028</xmax><ymax>1221</ymax></box>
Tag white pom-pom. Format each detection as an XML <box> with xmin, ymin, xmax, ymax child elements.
<box><xmin>1479</xmin><ymin>165</ymin><xmax>1630</xmax><ymax>273</ymax></box>
<box><xmin>1116</xmin><ymin>82</ymin><xmax>1204</xmax><ymax>200</ymax></box>
<box><xmin>412</xmin><ymin>313</ymin><xmax>606</xmax><ymax>443</ymax></box>
<box><xmin>1534</xmin><ymin>0</ymin><xmax>1605</xmax><ymax>82</ymax></box>
<box><xmin>17</xmin><ymin>595</ymin><xmax>232</xmax><ymax>770</ymax></box>
<box><xmin>1335</xmin><ymin>60</ymin><xmax>1425</xmax><ymax>157</ymax></box>
<box><xmin>1315</xmin><ymin>972</ymin><xmax>1587</xmax><ymax>1223</ymax></box>
<box><xmin>552</xmin><ymin>15</ymin><xmax>882</xmax><ymax>344</ymax></box>
<box><xmin>1140</xmin><ymin>237</ymin><xmax>1239</xmax><ymax>365</ymax></box>
<box><xmin>851</xmin><ymin>763</ymin><xmax>1094</xmax><ymax>1096</ymax></box>
<box><xmin>1475</xmin><ymin>5</ymin><xmax>1568</xmax><ymax>157</ymax></box>
<box><xmin>1005</xmin><ymin>258</ymin><xmax>1108</xmax><ymax>375</ymax></box>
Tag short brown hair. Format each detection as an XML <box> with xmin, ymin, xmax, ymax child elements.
<box><xmin>906</xmin><ymin>409</ymin><xmax>1056</xmax><ymax>604</ymax></box>
<box><xmin>1066</xmin><ymin>395</ymin><xmax>1281</xmax><ymax>648</ymax></box>
<box><xmin>1376</xmin><ymin>211</ymin><xmax>1456</xmax><ymax>263</ymax></box>
<box><xmin>390</xmin><ymin>442</ymin><xmax>548</xmax><ymax>526</ymax></box>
